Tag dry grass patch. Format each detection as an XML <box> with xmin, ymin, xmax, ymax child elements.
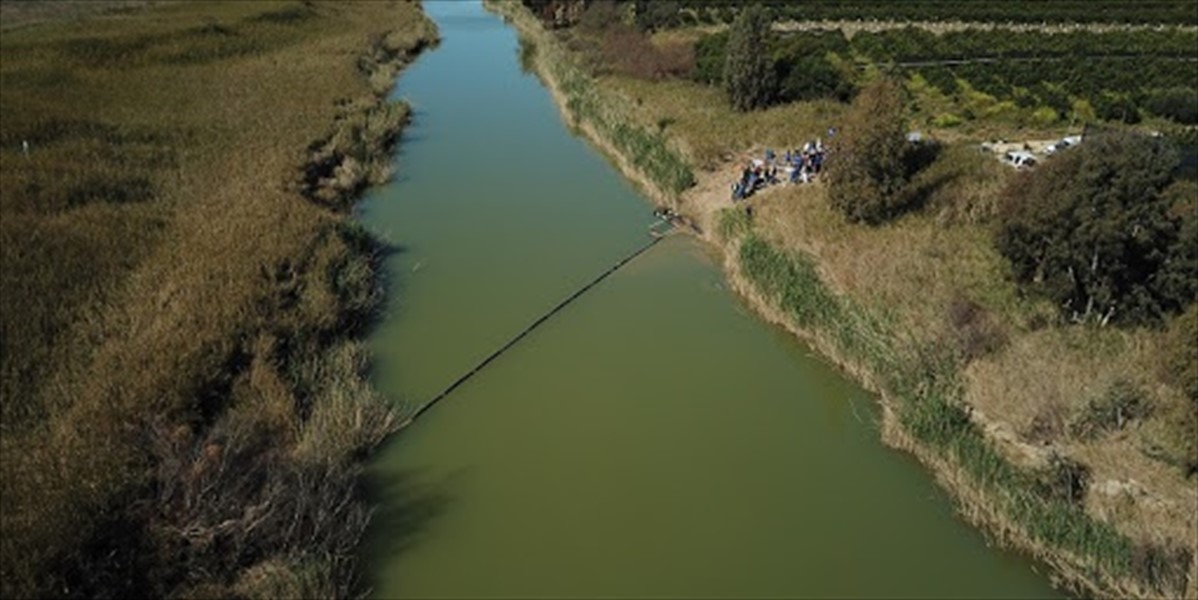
<box><xmin>751</xmin><ymin>181</ymin><xmax>1029</xmax><ymax>340</ymax></box>
<box><xmin>0</xmin><ymin>1</ymin><xmax>435</xmax><ymax>597</ymax></box>
<box><xmin>605</xmin><ymin>76</ymin><xmax>844</xmax><ymax>168</ymax></box>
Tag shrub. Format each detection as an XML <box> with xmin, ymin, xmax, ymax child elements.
<box><xmin>1030</xmin><ymin>106</ymin><xmax>1059</xmax><ymax>127</ymax></box>
<box><xmin>1093</xmin><ymin>91</ymin><xmax>1142</xmax><ymax>124</ymax></box>
<box><xmin>1163</xmin><ymin>303</ymin><xmax>1198</xmax><ymax>405</ymax></box>
<box><xmin>931</xmin><ymin>113</ymin><xmax>962</xmax><ymax>128</ymax></box>
<box><xmin>826</xmin><ymin>78</ymin><xmax>912</xmax><ymax>224</ymax></box>
<box><xmin>633</xmin><ymin>0</ymin><xmax>680</xmax><ymax>32</ymax></box>
<box><xmin>1145</xmin><ymin>87</ymin><xmax>1198</xmax><ymax>125</ymax></box>
<box><xmin>946</xmin><ymin>294</ymin><xmax>1007</xmax><ymax>363</ymax></box>
<box><xmin>597</xmin><ymin>25</ymin><xmax>693</xmax><ymax>80</ymax></box>
<box><xmin>772</xmin><ymin>30</ymin><xmax>853</xmax><ymax>103</ymax></box>
<box><xmin>578</xmin><ymin>0</ymin><xmax>623</xmax><ymax>32</ymax></box>
<box><xmin>1033</xmin><ymin>452</ymin><xmax>1091</xmax><ymax>504</ymax></box>
<box><xmin>1071</xmin><ymin>378</ymin><xmax>1153</xmax><ymax>439</ymax></box>
<box><xmin>692</xmin><ymin>31</ymin><xmax>727</xmax><ymax>85</ymax></box>
<box><xmin>723</xmin><ymin>4</ymin><xmax>776</xmax><ymax>112</ymax></box>
<box><xmin>777</xmin><ymin>56</ymin><xmax>851</xmax><ymax>103</ymax></box>
<box><xmin>995</xmin><ymin>131</ymin><xmax>1192</xmax><ymax>324</ymax></box>
<box><xmin>1157</xmin><ymin>180</ymin><xmax>1198</xmax><ymax>306</ymax></box>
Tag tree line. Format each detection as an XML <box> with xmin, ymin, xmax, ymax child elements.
<box><xmin>697</xmin><ymin>23</ymin><xmax>1198</xmax><ymax>124</ymax></box>
<box><xmin>659</xmin><ymin>0</ymin><xmax>1198</xmax><ymax>27</ymax></box>
<box><xmin>523</xmin><ymin>0</ymin><xmax>1198</xmax><ymax>31</ymax></box>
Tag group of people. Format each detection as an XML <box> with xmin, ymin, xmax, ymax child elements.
<box><xmin>730</xmin><ymin>137</ymin><xmax>830</xmax><ymax>202</ymax></box>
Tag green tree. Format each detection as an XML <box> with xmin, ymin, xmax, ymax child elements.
<box><xmin>995</xmin><ymin>131</ymin><xmax>1193</xmax><ymax>324</ymax></box>
<box><xmin>692</xmin><ymin>31</ymin><xmax>728</xmax><ymax>85</ymax></box>
<box><xmin>723</xmin><ymin>4</ymin><xmax>776</xmax><ymax>112</ymax></box>
<box><xmin>826</xmin><ymin>78</ymin><xmax>911</xmax><ymax>224</ymax></box>
<box><xmin>772</xmin><ymin>30</ymin><xmax>854</xmax><ymax>102</ymax></box>
<box><xmin>634</xmin><ymin>0</ymin><xmax>680</xmax><ymax>32</ymax></box>
<box><xmin>1146</xmin><ymin>87</ymin><xmax>1198</xmax><ymax>125</ymax></box>
<box><xmin>777</xmin><ymin>56</ymin><xmax>851</xmax><ymax>102</ymax></box>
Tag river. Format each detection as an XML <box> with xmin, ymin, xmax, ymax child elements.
<box><xmin>358</xmin><ymin>1</ymin><xmax>1059</xmax><ymax>597</ymax></box>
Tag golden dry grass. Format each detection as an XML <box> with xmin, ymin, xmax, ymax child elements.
<box><xmin>0</xmin><ymin>1</ymin><xmax>435</xmax><ymax>596</ymax></box>
<box><xmin>604</xmin><ymin>75</ymin><xmax>845</xmax><ymax>169</ymax></box>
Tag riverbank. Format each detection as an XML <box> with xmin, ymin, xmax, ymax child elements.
<box><xmin>488</xmin><ymin>3</ymin><xmax>1196</xmax><ymax>598</ymax></box>
<box><xmin>0</xmin><ymin>2</ymin><xmax>434</xmax><ymax>596</ymax></box>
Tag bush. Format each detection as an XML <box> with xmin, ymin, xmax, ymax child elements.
<box><xmin>1146</xmin><ymin>87</ymin><xmax>1198</xmax><ymax>124</ymax></box>
<box><xmin>597</xmin><ymin>25</ymin><xmax>693</xmax><ymax>80</ymax></box>
<box><xmin>1071</xmin><ymin>378</ymin><xmax>1153</xmax><ymax>439</ymax></box>
<box><xmin>1157</xmin><ymin>180</ymin><xmax>1198</xmax><ymax>307</ymax></box>
<box><xmin>1033</xmin><ymin>453</ymin><xmax>1091</xmax><ymax>504</ymax></box>
<box><xmin>995</xmin><ymin>131</ymin><xmax>1193</xmax><ymax>324</ymax></box>
<box><xmin>1093</xmin><ymin>91</ymin><xmax>1142</xmax><ymax>124</ymax></box>
<box><xmin>723</xmin><ymin>4</ymin><xmax>776</xmax><ymax>112</ymax></box>
<box><xmin>577</xmin><ymin>0</ymin><xmax>623</xmax><ymax>32</ymax></box>
<box><xmin>633</xmin><ymin>0</ymin><xmax>680</xmax><ymax>32</ymax></box>
<box><xmin>1163</xmin><ymin>303</ymin><xmax>1198</xmax><ymax>405</ymax></box>
<box><xmin>931</xmin><ymin>113</ymin><xmax>962</xmax><ymax>128</ymax></box>
<box><xmin>777</xmin><ymin>57</ymin><xmax>852</xmax><ymax>103</ymax></box>
<box><xmin>1030</xmin><ymin>106</ymin><xmax>1059</xmax><ymax>127</ymax></box>
<box><xmin>772</xmin><ymin>30</ymin><xmax>853</xmax><ymax>103</ymax></box>
<box><xmin>826</xmin><ymin>78</ymin><xmax>913</xmax><ymax>224</ymax></box>
<box><xmin>692</xmin><ymin>31</ymin><xmax>727</xmax><ymax>85</ymax></box>
<box><xmin>946</xmin><ymin>294</ymin><xmax>1007</xmax><ymax>363</ymax></box>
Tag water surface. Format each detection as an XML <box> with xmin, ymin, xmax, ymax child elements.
<box><xmin>360</xmin><ymin>2</ymin><xmax>1059</xmax><ymax>597</ymax></box>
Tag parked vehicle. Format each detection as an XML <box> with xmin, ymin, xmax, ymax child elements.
<box><xmin>1004</xmin><ymin>150</ymin><xmax>1038</xmax><ymax>169</ymax></box>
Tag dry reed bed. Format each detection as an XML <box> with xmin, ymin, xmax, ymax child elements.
<box><xmin>0</xmin><ymin>1</ymin><xmax>436</xmax><ymax>597</ymax></box>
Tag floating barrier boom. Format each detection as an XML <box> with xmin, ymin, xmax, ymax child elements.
<box><xmin>400</xmin><ymin>233</ymin><xmax>665</xmax><ymax>428</ymax></box>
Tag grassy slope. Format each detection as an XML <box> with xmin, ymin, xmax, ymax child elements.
<box><xmin>0</xmin><ymin>1</ymin><xmax>435</xmax><ymax>597</ymax></box>
<box><xmin>491</xmin><ymin>3</ymin><xmax>1197</xmax><ymax>599</ymax></box>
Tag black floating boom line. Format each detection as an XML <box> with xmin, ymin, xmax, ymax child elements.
<box><xmin>399</xmin><ymin>234</ymin><xmax>665</xmax><ymax>428</ymax></box>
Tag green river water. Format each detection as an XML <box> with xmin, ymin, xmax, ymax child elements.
<box><xmin>359</xmin><ymin>2</ymin><xmax>1060</xmax><ymax>597</ymax></box>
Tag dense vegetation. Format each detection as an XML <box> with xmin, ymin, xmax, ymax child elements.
<box><xmin>826</xmin><ymin>79</ymin><xmax>914</xmax><ymax>223</ymax></box>
<box><xmin>693</xmin><ymin>26</ymin><xmax>1198</xmax><ymax>124</ymax></box>
<box><xmin>0</xmin><ymin>2</ymin><xmax>435</xmax><ymax>597</ymax></box>
<box><xmin>851</xmin><ymin>27</ymin><xmax>1198</xmax><ymax>125</ymax></box>
<box><xmin>526</xmin><ymin>0</ymin><xmax>1198</xmax><ymax>27</ymax></box>
<box><xmin>646</xmin><ymin>0</ymin><xmax>1198</xmax><ymax>26</ymax></box>
<box><xmin>695</xmin><ymin>29</ymin><xmax>855</xmax><ymax>104</ymax></box>
<box><xmin>525</xmin><ymin>1</ymin><xmax>1198</xmax><ymax>127</ymax></box>
<box><xmin>723</xmin><ymin>4</ymin><xmax>776</xmax><ymax>111</ymax></box>
<box><xmin>996</xmin><ymin>132</ymin><xmax>1197</xmax><ymax>325</ymax></box>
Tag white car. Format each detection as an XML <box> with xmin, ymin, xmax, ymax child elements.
<box><xmin>1004</xmin><ymin>151</ymin><xmax>1037</xmax><ymax>169</ymax></box>
<box><xmin>1045</xmin><ymin>135</ymin><xmax>1083</xmax><ymax>156</ymax></box>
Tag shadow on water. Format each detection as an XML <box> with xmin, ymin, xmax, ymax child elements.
<box><xmin>363</xmin><ymin>466</ymin><xmax>458</xmax><ymax>563</ymax></box>
<box><xmin>366</xmin><ymin>241</ymin><xmax>407</xmax><ymax>312</ymax></box>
